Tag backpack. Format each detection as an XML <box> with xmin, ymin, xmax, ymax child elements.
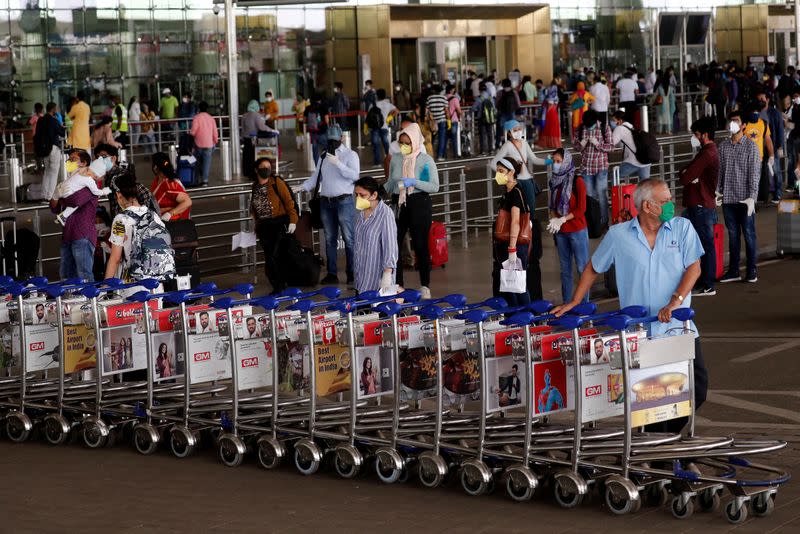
<box><xmin>573</xmin><ymin>177</ymin><xmax>603</xmax><ymax>239</ymax></box>
<box><xmin>306</xmin><ymin>111</ymin><xmax>320</xmax><ymax>132</ymax></box>
<box><xmin>33</xmin><ymin>117</ymin><xmax>53</xmax><ymax>158</ymax></box>
<box><xmin>481</xmin><ymin>99</ymin><xmax>497</xmax><ymax>125</ymax></box>
<box><xmin>497</xmin><ymin>91</ymin><xmax>516</xmax><ymax>116</ymax></box>
<box><xmin>277</xmin><ymin>235</ymin><xmax>322</xmax><ymax>287</ymax></box>
<box><xmin>366</xmin><ymin>105</ymin><xmax>384</xmax><ymax>130</ymax></box>
<box><xmin>622</xmin><ymin>125</ymin><xmax>661</xmax><ymax>165</ymax></box>
<box><xmin>126</xmin><ymin>209</ymin><xmax>176</xmax><ymax>281</ymax></box>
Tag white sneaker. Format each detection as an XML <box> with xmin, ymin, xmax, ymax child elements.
<box><xmin>420</xmin><ymin>286</ymin><xmax>432</xmax><ymax>300</ymax></box>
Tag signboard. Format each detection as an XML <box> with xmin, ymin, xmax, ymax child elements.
<box><xmin>151</xmin><ymin>331</ymin><xmax>186</xmax><ymax>381</ymax></box>
<box><xmin>314</xmin><ymin>343</ymin><xmax>351</xmax><ymax>396</ymax></box>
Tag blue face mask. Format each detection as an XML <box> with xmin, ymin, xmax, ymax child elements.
<box><xmin>104</xmin><ymin>157</ymin><xmax>113</xmax><ymax>171</ymax></box>
<box><xmin>552</xmin><ymin>162</ymin><xmax>562</xmax><ymax>172</ymax></box>
<box><xmin>610</xmin><ymin>122</ymin><xmax>617</xmax><ymax>131</ymax></box>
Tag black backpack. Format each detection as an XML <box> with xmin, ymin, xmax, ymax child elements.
<box><xmin>366</xmin><ymin>105</ymin><xmax>384</xmax><ymax>130</ymax></box>
<box><xmin>623</xmin><ymin>125</ymin><xmax>661</xmax><ymax>165</ymax></box>
<box><xmin>574</xmin><ymin>177</ymin><xmax>603</xmax><ymax>239</ymax></box>
<box><xmin>277</xmin><ymin>235</ymin><xmax>322</xmax><ymax>287</ymax></box>
<box><xmin>33</xmin><ymin>116</ymin><xmax>53</xmax><ymax>158</ymax></box>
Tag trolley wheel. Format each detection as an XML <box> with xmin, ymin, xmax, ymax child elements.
<box><xmin>5</xmin><ymin>412</ymin><xmax>32</xmax><ymax>443</ymax></box>
<box><xmin>293</xmin><ymin>439</ymin><xmax>322</xmax><ymax>476</ymax></box>
<box><xmin>132</xmin><ymin>424</ymin><xmax>159</xmax><ymax>455</ymax></box>
<box><xmin>82</xmin><ymin>420</ymin><xmax>109</xmax><ymax>449</ymax></box>
<box><xmin>644</xmin><ymin>484</ymin><xmax>670</xmax><ymax>507</ymax></box>
<box><xmin>169</xmin><ymin>427</ymin><xmax>196</xmax><ymax>458</ymax></box>
<box><xmin>459</xmin><ymin>460</ymin><xmax>492</xmax><ymax>497</ymax></box>
<box><xmin>605</xmin><ymin>484</ymin><xmax>637</xmax><ymax>515</ymax></box>
<box><xmin>505</xmin><ymin>471</ymin><xmax>536</xmax><ymax>502</ymax></box>
<box><xmin>256</xmin><ymin>437</ymin><xmax>285</xmax><ymax>470</ymax></box>
<box><xmin>43</xmin><ymin>414</ymin><xmax>70</xmax><ymax>446</ymax></box>
<box><xmin>698</xmin><ymin>489</ymin><xmax>721</xmax><ymax>513</ymax></box>
<box><xmin>553</xmin><ymin>478</ymin><xmax>584</xmax><ymax>509</ymax></box>
<box><xmin>670</xmin><ymin>496</ymin><xmax>695</xmax><ymax>519</ymax></box>
<box><xmin>725</xmin><ymin>500</ymin><xmax>749</xmax><ymax>524</ymax></box>
<box><xmin>752</xmin><ymin>493</ymin><xmax>775</xmax><ymax>517</ymax></box>
<box><xmin>218</xmin><ymin>434</ymin><xmax>246</xmax><ymax>467</ymax></box>
<box><xmin>417</xmin><ymin>453</ymin><xmax>448</xmax><ymax>489</ymax></box>
<box><xmin>375</xmin><ymin>458</ymin><xmax>404</xmax><ymax>484</ymax></box>
<box><xmin>375</xmin><ymin>448</ymin><xmax>405</xmax><ymax>484</ymax></box>
<box><xmin>333</xmin><ymin>444</ymin><xmax>363</xmax><ymax>479</ymax></box>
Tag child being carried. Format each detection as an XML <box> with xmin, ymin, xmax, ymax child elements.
<box><xmin>54</xmin><ymin>155</ymin><xmax>112</xmax><ymax>225</ymax></box>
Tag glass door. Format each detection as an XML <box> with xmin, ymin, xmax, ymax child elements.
<box><xmin>418</xmin><ymin>38</ymin><xmax>466</xmax><ymax>88</ymax></box>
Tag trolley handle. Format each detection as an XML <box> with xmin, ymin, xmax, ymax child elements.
<box><xmin>565</xmin><ymin>302</ymin><xmax>597</xmax><ymax>317</ymax></box>
<box><xmin>551</xmin><ymin>305</ymin><xmax>652</xmax><ymax>331</ymax></box>
<box><xmin>276</xmin><ymin>286</ymin><xmax>341</xmax><ymax>302</ymax></box>
<box><xmin>164</xmin><ymin>283</ymin><xmax>253</xmax><ymax>304</ymax></box>
<box><xmin>379</xmin><ymin>293</ymin><xmax>466</xmax><ymax>315</ymax></box>
<box><xmin>0</xmin><ymin>275</ymin><xmax>14</xmax><ymax>286</ymax></box>
<box><xmin>81</xmin><ymin>278</ymin><xmax>161</xmax><ymax>299</ymax></box>
<box><xmin>456</xmin><ymin>309</ymin><xmax>489</xmax><ymax>324</ymax></box>
<box><xmin>24</xmin><ymin>276</ymin><xmax>49</xmax><ymax>288</ymax></box>
<box><xmin>211</xmin><ymin>295</ymin><xmax>280</xmax><ymax>311</ymax></box>
<box><xmin>500</xmin><ymin>311</ymin><xmax>536</xmax><ymax>327</ymax></box>
<box><xmin>605</xmin><ymin>308</ymin><xmax>695</xmax><ymax>332</ymax></box>
<box><xmin>42</xmin><ymin>277</ymin><xmax>126</xmax><ymax>298</ymax></box>
<box><xmin>435</xmin><ymin>296</ymin><xmax>510</xmax><ymax>316</ymax></box>
<box><xmin>325</xmin><ymin>289</ymin><xmax>422</xmax><ymax>314</ymax></box>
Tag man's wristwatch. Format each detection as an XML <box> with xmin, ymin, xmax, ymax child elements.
<box><xmin>672</xmin><ymin>292</ymin><xmax>684</xmax><ymax>303</ymax></box>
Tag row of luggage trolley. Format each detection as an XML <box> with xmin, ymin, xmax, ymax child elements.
<box><xmin>0</xmin><ymin>275</ymin><xmax>790</xmax><ymax>523</ymax></box>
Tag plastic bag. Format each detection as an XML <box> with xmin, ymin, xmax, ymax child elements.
<box><xmin>499</xmin><ymin>258</ymin><xmax>526</xmax><ymax>294</ymax></box>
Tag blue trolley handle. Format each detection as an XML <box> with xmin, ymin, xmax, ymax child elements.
<box><xmin>163</xmin><ymin>283</ymin><xmax>254</xmax><ymax>305</ymax></box>
<box><xmin>605</xmin><ymin>308</ymin><xmax>695</xmax><ymax>332</ymax></box>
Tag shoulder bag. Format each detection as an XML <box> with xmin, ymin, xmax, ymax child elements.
<box><xmin>494</xmin><ymin>188</ymin><xmax>531</xmax><ymax>245</ymax></box>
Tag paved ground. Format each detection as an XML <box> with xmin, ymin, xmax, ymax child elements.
<box><xmin>1</xmin><ymin>256</ymin><xmax>798</xmax><ymax>533</ymax></box>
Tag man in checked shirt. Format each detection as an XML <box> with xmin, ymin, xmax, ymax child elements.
<box><xmin>718</xmin><ymin>110</ymin><xmax>761</xmax><ymax>284</ymax></box>
<box><xmin>573</xmin><ymin>109</ymin><xmax>614</xmax><ymax>227</ymax></box>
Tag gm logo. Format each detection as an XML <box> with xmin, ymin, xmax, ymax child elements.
<box><xmin>585</xmin><ymin>385</ymin><xmax>602</xmax><ymax>397</ymax></box>
<box><xmin>241</xmin><ymin>357</ymin><xmax>259</xmax><ymax>368</ymax></box>
<box><xmin>193</xmin><ymin>352</ymin><xmax>211</xmax><ymax>362</ymax></box>
<box><xmin>29</xmin><ymin>341</ymin><xmax>45</xmax><ymax>351</ymax></box>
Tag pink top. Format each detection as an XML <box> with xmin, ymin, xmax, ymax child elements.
<box><xmin>189</xmin><ymin>112</ymin><xmax>219</xmax><ymax>148</ymax></box>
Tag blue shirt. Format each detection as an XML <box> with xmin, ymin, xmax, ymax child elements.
<box><xmin>591</xmin><ymin>216</ymin><xmax>703</xmax><ymax>338</ymax></box>
<box><xmin>354</xmin><ymin>201</ymin><xmax>398</xmax><ymax>294</ymax></box>
<box><xmin>302</xmin><ymin>144</ymin><xmax>360</xmax><ymax>197</ymax></box>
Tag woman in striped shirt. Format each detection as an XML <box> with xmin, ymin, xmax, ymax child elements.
<box><xmin>354</xmin><ymin>176</ymin><xmax>398</xmax><ymax>294</ymax></box>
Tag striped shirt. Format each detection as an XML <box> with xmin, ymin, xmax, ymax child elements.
<box><xmin>426</xmin><ymin>94</ymin><xmax>448</xmax><ymax>123</ymax></box>
<box><xmin>354</xmin><ymin>201</ymin><xmax>398</xmax><ymax>294</ymax></box>
<box><xmin>717</xmin><ymin>135</ymin><xmax>760</xmax><ymax>204</ymax></box>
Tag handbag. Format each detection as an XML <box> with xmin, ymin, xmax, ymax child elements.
<box><xmin>308</xmin><ymin>162</ymin><xmax>324</xmax><ymax>229</ymax></box>
<box><xmin>493</xmin><ymin>188</ymin><xmax>531</xmax><ymax>245</ymax></box>
<box><xmin>499</xmin><ymin>258</ymin><xmax>527</xmax><ymax>294</ymax></box>
<box><xmin>653</xmin><ymin>93</ymin><xmax>664</xmax><ymax>106</ymax></box>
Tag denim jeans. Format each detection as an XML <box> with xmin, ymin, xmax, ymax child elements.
<box><xmin>770</xmin><ymin>154</ymin><xmax>782</xmax><ymax>200</ymax></box>
<box><xmin>618</xmin><ymin>162</ymin><xmax>651</xmax><ymax>180</ymax></box>
<box><xmin>582</xmin><ymin>169</ymin><xmax>609</xmax><ymax>227</ymax></box>
<box><xmin>61</xmin><ymin>238</ymin><xmax>96</xmax><ymax>282</ymax></box>
<box><xmin>477</xmin><ymin>122</ymin><xmax>493</xmax><ymax>154</ymax></box>
<box><xmin>722</xmin><ymin>203</ymin><xmax>757</xmax><ymax>278</ymax></box>
<box><xmin>195</xmin><ymin>147</ymin><xmax>214</xmax><ymax>185</ymax></box>
<box><xmin>448</xmin><ymin>122</ymin><xmax>460</xmax><ymax>158</ymax></box>
<box><xmin>684</xmin><ymin>206</ymin><xmax>717</xmax><ymax>289</ymax></box>
<box><xmin>554</xmin><ymin>229</ymin><xmax>590</xmax><ymax>303</ymax></box>
<box><xmin>436</xmin><ymin>121</ymin><xmax>447</xmax><ymax>158</ymax></box>
<box><xmin>370</xmin><ymin>128</ymin><xmax>389</xmax><ymax>165</ymax></box>
<box><xmin>320</xmin><ymin>195</ymin><xmax>355</xmax><ymax>277</ymax></box>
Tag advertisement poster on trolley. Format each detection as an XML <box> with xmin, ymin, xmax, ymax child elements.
<box><xmin>63</xmin><ymin>324</ymin><xmax>97</xmax><ymax>374</ymax></box>
<box><xmin>580</xmin><ymin>363</ymin><xmax>624</xmax><ymax>422</ymax></box>
<box><xmin>13</xmin><ymin>324</ymin><xmax>60</xmax><ymax>373</ymax></box>
<box><xmin>277</xmin><ymin>340</ymin><xmax>310</xmax><ymax>393</ymax></box>
<box><xmin>487</xmin><ymin>355</ymin><xmax>527</xmax><ymax>413</ymax></box>
<box><xmin>101</xmin><ymin>325</ymin><xmax>147</xmax><ymax>376</ymax></box>
<box><xmin>533</xmin><ymin>360</ymin><xmax>574</xmax><ymax>415</ymax></box>
<box><xmin>235</xmin><ymin>338</ymin><xmax>273</xmax><ymax>390</ymax></box>
<box><xmin>151</xmin><ymin>331</ymin><xmax>186</xmax><ymax>381</ymax></box>
<box><xmin>314</xmin><ymin>343</ymin><xmax>351</xmax><ymax>397</ymax></box>
<box><xmin>188</xmin><ymin>332</ymin><xmax>232</xmax><ymax>384</ymax></box>
<box><xmin>355</xmin><ymin>346</ymin><xmax>393</xmax><ymax>399</ymax></box>
<box><xmin>629</xmin><ymin>361</ymin><xmax>692</xmax><ymax>427</ymax></box>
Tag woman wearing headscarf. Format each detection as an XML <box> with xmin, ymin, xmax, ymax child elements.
<box><xmin>546</xmin><ymin>149</ymin><xmax>589</xmax><ymax>303</ymax></box>
<box><xmin>539</xmin><ymin>78</ymin><xmax>562</xmax><ymax>148</ymax></box>
<box><xmin>568</xmin><ymin>81</ymin><xmax>595</xmax><ymax>132</ymax></box>
<box><xmin>241</xmin><ymin>99</ymin><xmax>276</xmax><ymax>179</ymax></box>
<box><xmin>386</xmin><ymin>123</ymin><xmax>439</xmax><ymax>299</ymax></box>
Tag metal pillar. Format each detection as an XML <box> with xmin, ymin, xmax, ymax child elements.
<box><xmin>225</xmin><ymin>0</ymin><xmax>241</xmax><ymax>178</ymax></box>
<box><xmin>796</xmin><ymin>0</ymin><xmax>800</xmax><ymax>67</ymax></box>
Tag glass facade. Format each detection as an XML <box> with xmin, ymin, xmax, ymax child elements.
<box><xmin>0</xmin><ymin>0</ymin><xmax>783</xmax><ymax>119</ymax></box>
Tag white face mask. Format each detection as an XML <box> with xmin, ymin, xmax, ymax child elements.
<box><xmin>794</xmin><ymin>97</ymin><xmax>800</xmax><ymax>105</ymax></box>
<box><xmin>690</xmin><ymin>135</ymin><xmax>702</xmax><ymax>149</ymax></box>
<box><xmin>511</xmin><ymin>130</ymin><xmax>524</xmax><ymax>140</ymax></box>
<box><xmin>265</xmin><ymin>96</ymin><xmax>273</xmax><ymax>102</ymax></box>
<box><xmin>729</xmin><ymin>121</ymin><xmax>741</xmax><ymax>135</ymax></box>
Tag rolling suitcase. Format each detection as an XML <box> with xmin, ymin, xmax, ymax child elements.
<box><xmin>429</xmin><ymin>221</ymin><xmax>448</xmax><ymax>268</ymax></box>
<box><xmin>777</xmin><ymin>200</ymin><xmax>800</xmax><ymax>256</ymax></box>
<box><xmin>714</xmin><ymin>222</ymin><xmax>724</xmax><ymax>279</ymax></box>
<box><xmin>165</xmin><ymin>219</ymin><xmax>200</xmax><ymax>287</ymax></box>
<box><xmin>177</xmin><ymin>158</ymin><xmax>196</xmax><ymax>187</ymax></box>
<box><xmin>610</xmin><ymin>166</ymin><xmax>637</xmax><ymax>225</ymax></box>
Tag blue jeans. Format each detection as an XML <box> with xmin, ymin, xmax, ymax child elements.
<box><xmin>582</xmin><ymin>169</ymin><xmax>609</xmax><ymax>227</ymax></box>
<box><xmin>448</xmin><ymin>122</ymin><xmax>460</xmax><ymax>157</ymax></box>
<box><xmin>61</xmin><ymin>238</ymin><xmax>95</xmax><ymax>282</ymax></box>
<box><xmin>770</xmin><ymin>154</ymin><xmax>782</xmax><ymax>200</ymax></box>
<box><xmin>722</xmin><ymin>203</ymin><xmax>757</xmax><ymax>278</ymax></box>
<box><xmin>370</xmin><ymin>128</ymin><xmax>389</xmax><ymax>165</ymax></box>
<box><xmin>618</xmin><ymin>162</ymin><xmax>651</xmax><ymax>180</ymax></box>
<box><xmin>320</xmin><ymin>195</ymin><xmax>355</xmax><ymax>277</ymax></box>
<box><xmin>554</xmin><ymin>229</ymin><xmax>590</xmax><ymax>303</ymax></box>
<box><xmin>195</xmin><ymin>147</ymin><xmax>213</xmax><ymax>185</ymax></box>
<box><xmin>436</xmin><ymin>121</ymin><xmax>447</xmax><ymax>158</ymax></box>
<box><xmin>684</xmin><ymin>206</ymin><xmax>717</xmax><ymax>289</ymax></box>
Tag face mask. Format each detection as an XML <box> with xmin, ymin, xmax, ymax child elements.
<box><xmin>729</xmin><ymin>121</ymin><xmax>741</xmax><ymax>135</ymax></box>
<box><xmin>503</xmin><ymin>87</ymin><xmax>511</xmax><ymax>92</ymax></box>
<box><xmin>182</xmin><ymin>97</ymin><xmax>189</xmax><ymax>103</ymax></box>
<box><xmin>657</xmin><ymin>201</ymin><xmax>675</xmax><ymax>223</ymax></box>
<box><xmin>511</xmin><ymin>130</ymin><xmax>524</xmax><ymax>140</ymax></box>
<box><xmin>327</xmin><ymin>140</ymin><xmax>341</xmax><ymax>153</ymax></box>
<box><xmin>494</xmin><ymin>172</ymin><xmax>509</xmax><ymax>186</ymax></box>
<box><xmin>355</xmin><ymin>196</ymin><xmax>371</xmax><ymax>211</ymax></box>
<box><xmin>266</xmin><ymin>97</ymin><xmax>273</xmax><ymax>102</ymax></box>
<box><xmin>65</xmin><ymin>160</ymin><xmax>78</xmax><ymax>174</ymax></box>
<box><xmin>759</xmin><ymin>101</ymin><xmax>768</xmax><ymax>110</ymax></box>
<box><xmin>794</xmin><ymin>97</ymin><xmax>800</xmax><ymax>105</ymax></box>
<box><xmin>257</xmin><ymin>168</ymin><xmax>272</xmax><ymax>179</ymax></box>
<box><xmin>552</xmin><ymin>162</ymin><xmax>562</xmax><ymax>172</ymax></box>
<box><xmin>395</xmin><ymin>85</ymin><xmax>401</xmax><ymax>92</ymax></box>
<box><xmin>690</xmin><ymin>136</ymin><xmax>702</xmax><ymax>149</ymax></box>
<box><xmin>95</xmin><ymin>223</ymin><xmax>108</xmax><ymax>233</ymax></box>
<box><xmin>334</xmin><ymin>88</ymin><xmax>340</xmax><ymax>93</ymax></box>
<box><xmin>610</xmin><ymin>122</ymin><xmax>617</xmax><ymax>131</ymax></box>
<box><xmin>399</xmin><ymin>144</ymin><xmax>412</xmax><ymax>156</ymax></box>
<box><xmin>104</xmin><ymin>157</ymin><xmax>113</xmax><ymax>171</ymax></box>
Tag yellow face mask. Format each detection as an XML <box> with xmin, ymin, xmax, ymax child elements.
<box><xmin>494</xmin><ymin>171</ymin><xmax>509</xmax><ymax>186</ymax></box>
<box><xmin>65</xmin><ymin>160</ymin><xmax>79</xmax><ymax>174</ymax></box>
<box><xmin>399</xmin><ymin>144</ymin><xmax>412</xmax><ymax>156</ymax></box>
<box><xmin>355</xmin><ymin>196</ymin><xmax>372</xmax><ymax>211</ymax></box>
